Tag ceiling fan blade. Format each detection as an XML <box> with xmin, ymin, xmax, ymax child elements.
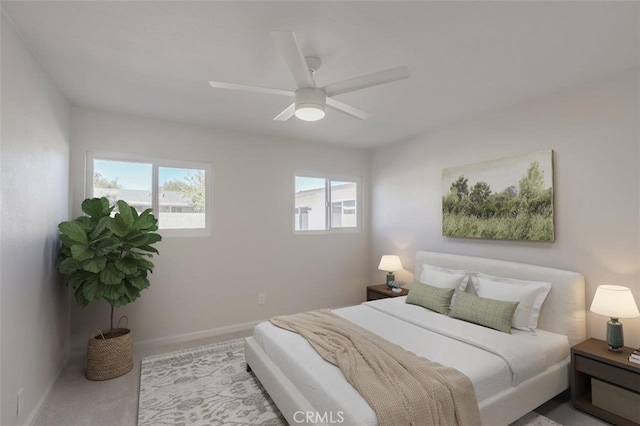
<box><xmin>209</xmin><ymin>81</ymin><xmax>293</xmax><ymax>97</ymax></box>
<box><xmin>273</xmin><ymin>103</ymin><xmax>296</xmax><ymax>121</ymax></box>
<box><xmin>326</xmin><ymin>97</ymin><xmax>370</xmax><ymax>120</ymax></box>
<box><xmin>271</xmin><ymin>31</ymin><xmax>315</xmax><ymax>89</ymax></box>
<box><xmin>323</xmin><ymin>65</ymin><xmax>410</xmax><ymax>97</ymax></box>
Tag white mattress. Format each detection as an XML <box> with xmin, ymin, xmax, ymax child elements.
<box><xmin>252</xmin><ymin>297</ymin><xmax>569</xmax><ymax>426</ymax></box>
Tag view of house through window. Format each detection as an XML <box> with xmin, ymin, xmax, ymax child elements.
<box><xmin>294</xmin><ymin>177</ymin><xmax>326</xmax><ymax>231</ymax></box>
<box><xmin>159</xmin><ymin>167</ymin><xmax>206</xmax><ymax>229</ymax></box>
<box><xmin>294</xmin><ymin>175</ymin><xmax>358</xmax><ymax>231</ymax></box>
<box><xmin>330</xmin><ymin>180</ymin><xmax>357</xmax><ymax>228</ymax></box>
<box><xmin>91</xmin><ymin>157</ymin><xmax>209</xmax><ymax>233</ymax></box>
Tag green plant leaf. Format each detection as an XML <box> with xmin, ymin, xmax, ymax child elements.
<box><xmin>116</xmin><ymin>200</ymin><xmax>134</xmax><ymax>226</ymax></box>
<box><xmin>110</xmin><ymin>295</ymin><xmax>130</xmax><ymax>308</ymax></box>
<box><xmin>65</xmin><ymin>271</ymin><xmax>94</xmax><ymax>289</ymax></box>
<box><xmin>81</xmin><ymin>275</ymin><xmax>100</xmax><ymax>301</ymax></box>
<box><xmin>73</xmin><ymin>216</ymin><xmax>96</xmax><ymax>231</ymax></box>
<box><xmin>103</xmin><ymin>284</ymin><xmax>126</xmax><ymax>300</ymax></box>
<box><xmin>114</xmin><ymin>257</ymin><xmax>139</xmax><ymax>275</ymax></box>
<box><xmin>70</xmin><ymin>245</ymin><xmax>94</xmax><ymax>261</ymax></box>
<box><xmin>81</xmin><ymin>197</ymin><xmax>112</xmax><ymax>218</ymax></box>
<box><xmin>123</xmin><ymin>282</ymin><xmax>140</xmax><ymax>301</ymax></box>
<box><xmin>75</xmin><ymin>287</ymin><xmax>90</xmax><ymax>307</ymax></box>
<box><xmin>93</xmin><ymin>237</ymin><xmax>121</xmax><ymax>256</ymax></box>
<box><xmin>89</xmin><ymin>216</ymin><xmax>111</xmax><ymax>239</ymax></box>
<box><xmin>59</xmin><ymin>234</ymin><xmax>76</xmax><ymax>250</ymax></box>
<box><xmin>132</xmin><ymin>210</ymin><xmax>157</xmax><ymax>231</ymax></box>
<box><xmin>129</xmin><ymin>276</ymin><xmax>150</xmax><ymax>290</ymax></box>
<box><xmin>105</xmin><ymin>217</ymin><xmax>129</xmax><ymax>238</ymax></box>
<box><xmin>60</xmin><ymin>246</ymin><xmax>71</xmax><ymax>258</ymax></box>
<box><xmin>58</xmin><ymin>222</ymin><xmax>88</xmax><ymax>245</ymax></box>
<box><xmin>59</xmin><ymin>258</ymin><xmax>82</xmax><ymax>274</ymax></box>
<box><xmin>126</xmin><ymin>232</ymin><xmax>162</xmax><ymax>247</ymax></box>
<box><xmin>100</xmin><ymin>263</ymin><xmax>125</xmax><ymax>285</ymax></box>
<box><xmin>106</xmin><ymin>289</ymin><xmax>135</xmax><ymax>307</ymax></box>
<box><xmin>135</xmin><ymin>258</ymin><xmax>154</xmax><ymax>271</ymax></box>
<box><xmin>137</xmin><ymin>245</ymin><xmax>159</xmax><ymax>254</ymax></box>
<box><xmin>94</xmin><ymin>282</ymin><xmax>107</xmax><ymax>299</ymax></box>
<box><xmin>82</xmin><ymin>256</ymin><xmax>107</xmax><ymax>273</ymax></box>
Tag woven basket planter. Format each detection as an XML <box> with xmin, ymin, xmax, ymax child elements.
<box><xmin>86</xmin><ymin>328</ymin><xmax>133</xmax><ymax>381</ymax></box>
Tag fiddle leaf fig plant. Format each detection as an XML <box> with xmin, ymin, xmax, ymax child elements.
<box><xmin>58</xmin><ymin>197</ymin><xmax>162</xmax><ymax>331</ymax></box>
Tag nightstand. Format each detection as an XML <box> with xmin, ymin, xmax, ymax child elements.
<box><xmin>571</xmin><ymin>338</ymin><xmax>640</xmax><ymax>426</ymax></box>
<box><xmin>366</xmin><ymin>284</ymin><xmax>408</xmax><ymax>301</ymax></box>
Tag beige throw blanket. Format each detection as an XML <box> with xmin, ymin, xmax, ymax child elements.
<box><xmin>270</xmin><ymin>310</ymin><xmax>481</xmax><ymax>426</ymax></box>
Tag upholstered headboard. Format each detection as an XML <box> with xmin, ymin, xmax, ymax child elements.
<box><xmin>414</xmin><ymin>251</ymin><xmax>586</xmax><ymax>347</ymax></box>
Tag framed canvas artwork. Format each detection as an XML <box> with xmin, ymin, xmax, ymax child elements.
<box><xmin>442</xmin><ymin>150</ymin><xmax>554</xmax><ymax>241</ymax></box>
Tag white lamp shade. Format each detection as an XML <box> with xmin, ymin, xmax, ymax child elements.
<box><xmin>590</xmin><ymin>285</ymin><xmax>640</xmax><ymax>318</ymax></box>
<box><xmin>378</xmin><ymin>255</ymin><xmax>403</xmax><ymax>272</ymax></box>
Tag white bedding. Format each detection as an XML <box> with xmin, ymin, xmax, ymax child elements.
<box><xmin>366</xmin><ymin>297</ymin><xmax>569</xmax><ymax>385</ymax></box>
<box><xmin>253</xmin><ymin>297</ymin><xmax>569</xmax><ymax>426</ymax></box>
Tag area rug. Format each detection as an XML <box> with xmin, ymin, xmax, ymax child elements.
<box><xmin>138</xmin><ymin>338</ymin><xmax>283</xmax><ymax>425</ymax></box>
<box><xmin>138</xmin><ymin>338</ymin><xmax>561</xmax><ymax>426</ymax></box>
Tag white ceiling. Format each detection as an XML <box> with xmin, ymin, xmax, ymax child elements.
<box><xmin>3</xmin><ymin>1</ymin><xmax>638</xmax><ymax>148</ymax></box>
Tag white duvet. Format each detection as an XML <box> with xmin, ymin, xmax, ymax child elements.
<box><xmin>252</xmin><ymin>297</ymin><xmax>569</xmax><ymax>426</ymax></box>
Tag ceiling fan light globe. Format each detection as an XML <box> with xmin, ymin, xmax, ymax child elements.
<box><xmin>295</xmin><ymin>105</ymin><xmax>325</xmax><ymax>121</ymax></box>
<box><xmin>294</xmin><ymin>87</ymin><xmax>327</xmax><ymax>121</ymax></box>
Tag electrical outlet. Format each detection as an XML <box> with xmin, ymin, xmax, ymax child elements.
<box><xmin>17</xmin><ymin>388</ymin><xmax>24</xmax><ymax>417</ymax></box>
<box><xmin>258</xmin><ymin>293</ymin><xmax>265</xmax><ymax>305</ymax></box>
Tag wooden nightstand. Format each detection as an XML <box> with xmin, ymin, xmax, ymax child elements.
<box><xmin>366</xmin><ymin>284</ymin><xmax>408</xmax><ymax>301</ymax></box>
<box><xmin>571</xmin><ymin>338</ymin><xmax>640</xmax><ymax>426</ymax></box>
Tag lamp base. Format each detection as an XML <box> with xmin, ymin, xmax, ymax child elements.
<box><xmin>386</xmin><ymin>273</ymin><xmax>395</xmax><ymax>287</ymax></box>
<box><xmin>606</xmin><ymin>318</ymin><xmax>623</xmax><ymax>352</ymax></box>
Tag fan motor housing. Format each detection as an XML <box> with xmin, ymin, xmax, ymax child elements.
<box><xmin>295</xmin><ymin>88</ymin><xmax>326</xmax><ymax>121</ymax></box>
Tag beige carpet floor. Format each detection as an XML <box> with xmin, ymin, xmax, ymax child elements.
<box><xmin>34</xmin><ymin>330</ymin><xmax>609</xmax><ymax>426</ymax></box>
<box><xmin>136</xmin><ymin>338</ymin><xmax>602</xmax><ymax>426</ymax></box>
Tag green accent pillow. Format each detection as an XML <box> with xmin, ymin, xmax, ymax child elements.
<box><xmin>406</xmin><ymin>280</ymin><xmax>455</xmax><ymax>314</ymax></box>
<box><xmin>449</xmin><ymin>290</ymin><xmax>519</xmax><ymax>334</ymax></box>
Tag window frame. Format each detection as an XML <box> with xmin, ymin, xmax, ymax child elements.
<box><xmin>86</xmin><ymin>151</ymin><xmax>213</xmax><ymax>238</ymax></box>
<box><xmin>293</xmin><ymin>171</ymin><xmax>361</xmax><ymax>234</ymax></box>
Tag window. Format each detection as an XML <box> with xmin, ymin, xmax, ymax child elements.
<box><xmin>88</xmin><ymin>153</ymin><xmax>211</xmax><ymax>236</ymax></box>
<box><xmin>294</xmin><ymin>174</ymin><xmax>359</xmax><ymax>232</ymax></box>
<box><xmin>158</xmin><ymin>167</ymin><xmax>206</xmax><ymax>230</ymax></box>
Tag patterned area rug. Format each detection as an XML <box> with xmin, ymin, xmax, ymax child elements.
<box><xmin>138</xmin><ymin>338</ymin><xmax>561</xmax><ymax>426</ymax></box>
<box><xmin>139</xmin><ymin>339</ymin><xmax>283</xmax><ymax>425</ymax></box>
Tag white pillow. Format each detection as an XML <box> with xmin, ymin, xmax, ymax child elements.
<box><xmin>472</xmin><ymin>273</ymin><xmax>551</xmax><ymax>333</ymax></box>
<box><xmin>420</xmin><ymin>263</ymin><xmax>469</xmax><ymax>290</ymax></box>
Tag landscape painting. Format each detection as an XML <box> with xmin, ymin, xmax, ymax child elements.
<box><xmin>442</xmin><ymin>150</ymin><xmax>554</xmax><ymax>241</ymax></box>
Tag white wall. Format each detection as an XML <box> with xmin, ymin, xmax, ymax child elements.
<box><xmin>1</xmin><ymin>11</ymin><xmax>70</xmax><ymax>426</ymax></box>
<box><xmin>371</xmin><ymin>69</ymin><xmax>640</xmax><ymax>348</ymax></box>
<box><xmin>69</xmin><ymin>107</ymin><xmax>370</xmax><ymax>352</ymax></box>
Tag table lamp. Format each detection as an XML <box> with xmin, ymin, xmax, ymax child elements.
<box><xmin>589</xmin><ymin>285</ymin><xmax>640</xmax><ymax>352</ymax></box>
<box><xmin>378</xmin><ymin>255</ymin><xmax>403</xmax><ymax>288</ymax></box>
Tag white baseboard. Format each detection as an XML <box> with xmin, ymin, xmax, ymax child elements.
<box><xmin>134</xmin><ymin>320</ymin><xmax>260</xmax><ymax>351</ymax></box>
<box><xmin>26</xmin><ymin>321</ymin><xmax>259</xmax><ymax>424</ymax></box>
<box><xmin>69</xmin><ymin>320</ymin><xmax>262</xmax><ymax>359</ymax></box>
<box><xmin>25</xmin><ymin>350</ymin><xmax>70</xmax><ymax>426</ymax></box>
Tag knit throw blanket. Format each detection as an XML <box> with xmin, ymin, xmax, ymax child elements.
<box><xmin>270</xmin><ymin>310</ymin><xmax>481</xmax><ymax>426</ymax></box>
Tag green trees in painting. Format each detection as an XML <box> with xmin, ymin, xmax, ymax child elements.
<box><xmin>443</xmin><ymin>161</ymin><xmax>554</xmax><ymax>241</ymax></box>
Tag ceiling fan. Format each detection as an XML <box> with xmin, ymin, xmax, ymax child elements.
<box><xmin>208</xmin><ymin>31</ymin><xmax>410</xmax><ymax>122</ymax></box>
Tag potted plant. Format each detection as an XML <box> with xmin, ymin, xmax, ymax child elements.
<box><xmin>58</xmin><ymin>197</ymin><xmax>161</xmax><ymax>380</ymax></box>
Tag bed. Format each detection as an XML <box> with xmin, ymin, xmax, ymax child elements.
<box><xmin>244</xmin><ymin>251</ymin><xmax>586</xmax><ymax>425</ymax></box>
